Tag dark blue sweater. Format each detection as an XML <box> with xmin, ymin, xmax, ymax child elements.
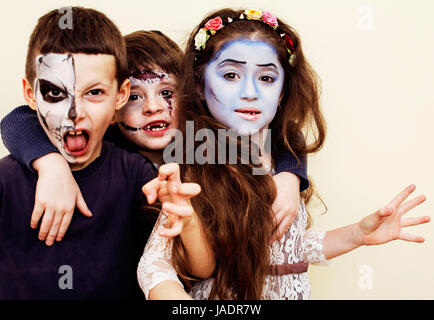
<box><xmin>0</xmin><ymin>142</ymin><xmax>158</xmax><ymax>299</ymax></box>
<box><xmin>0</xmin><ymin>105</ymin><xmax>308</xmax><ymax>191</ymax></box>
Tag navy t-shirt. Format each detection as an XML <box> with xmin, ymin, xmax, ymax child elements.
<box><xmin>0</xmin><ymin>142</ymin><xmax>158</xmax><ymax>299</ymax></box>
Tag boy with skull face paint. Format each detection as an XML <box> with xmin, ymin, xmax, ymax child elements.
<box><xmin>0</xmin><ymin>7</ymin><xmax>203</xmax><ymax>299</ymax></box>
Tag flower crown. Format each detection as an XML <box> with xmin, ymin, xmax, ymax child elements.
<box><xmin>194</xmin><ymin>9</ymin><xmax>296</xmax><ymax>60</ymax></box>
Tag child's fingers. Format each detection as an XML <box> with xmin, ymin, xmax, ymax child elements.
<box><xmin>30</xmin><ymin>203</ymin><xmax>44</xmax><ymax>229</ymax></box>
<box><xmin>159</xmin><ymin>219</ymin><xmax>183</xmax><ymax>238</ymax></box>
<box><xmin>76</xmin><ymin>190</ymin><xmax>93</xmax><ymax>217</ymax></box>
<box><xmin>271</xmin><ymin>209</ymin><xmax>284</xmax><ymax>228</ymax></box>
<box><xmin>177</xmin><ymin>183</ymin><xmax>201</xmax><ymax>198</ymax></box>
<box><xmin>162</xmin><ymin>202</ymin><xmax>194</xmax><ymax>218</ymax></box>
<box><xmin>401</xmin><ymin>216</ymin><xmax>431</xmax><ymax>228</ymax></box>
<box><xmin>45</xmin><ymin>212</ymin><xmax>64</xmax><ymax>246</ymax></box>
<box><xmin>160</xmin><ymin>163</ymin><xmax>181</xmax><ymax>195</ymax></box>
<box><xmin>56</xmin><ymin>210</ymin><xmax>74</xmax><ymax>242</ymax></box>
<box><xmin>376</xmin><ymin>207</ymin><xmax>394</xmax><ymax>218</ymax></box>
<box><xmin>386</xmin><ymin>184</ymin><xmax>416</xmax><ymax>209</ymax></box>
<box><xmin>38</xmin><ymin>209</ymin><xmax>54</xmax><ymax>241</ymax></box>
<box><xmin>142</xmin><ymin>177</ymin><xmax>160</xmax><ymax>204</ymax></box>
<box><xmin>398</xmin><ymin>195</ymin><xmax>426</xmax><ymax>216</ymax></box>
<box><xmin>269</xmin><ymin>212</ymin><xmax>289</xmax><ymax>244</ymax></box>
<box><xmin>399</xmin><ymin>232</ymin><xmax>425</xmax><ymax>243</ymax></box>
<box><xmin>158</xmin><ymin>163</ymin><xmax>181</xmax><ymax>184</ymax></box>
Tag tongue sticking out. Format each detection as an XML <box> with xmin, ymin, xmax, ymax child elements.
<box><xmin>65</xmin><ymin>134</ymin><xmax>88</xmax><ymax>152</ymax></box>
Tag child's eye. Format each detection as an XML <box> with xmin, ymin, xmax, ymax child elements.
<box><xmin>45</xmin><ymin>89</ymin><xmax>66</xmax><ymax>102</ymax></box>
<box><xmin>259</xmin><ymin>75</ymin><xmax>274</xmax><ymax>83</ymax></box>
<box><xmin>129</xmin><ymin>94</ymin><xmax>141</xmax><ymax>101</ymax></box>
<box><xmin>87</xmin><ymin>89</ymin><xmax>104</xmax><ymax>96</ymax></box>
<box><xmin>161</xmin><ymin>90</ymin><xmax>173</xmax><ymax>99</ymax></box>
<box><xmin>39</xmin><ymin>79</ymin><xmax>67</xmax><ymax>103</ymax></box>
<box><xmin>49</xmin><ymin>89</ymin><xmax>62</xmax><ymax>97</ymax></box>
<box><xmin>223</xmin><ymin>72</ymin><xmax>239</xmax><ymax>80</ymax></box>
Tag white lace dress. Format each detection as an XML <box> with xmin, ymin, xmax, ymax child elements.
<box><xmin>137</xmin><ymin>200</ymin><xmax>327</xmax><ymax>300</ymax></box>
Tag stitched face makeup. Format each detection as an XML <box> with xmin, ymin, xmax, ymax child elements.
<box><xmin>204</xmin><ymin>39</ymin><xmax>284</xmax><ymax>135</ymax></box>
<box><xmin>117</xmin><ymin>68</ymin><xmax>177</xmax><ymax>151</ymax></box>
<box><xmin>34</xmin><ymin>53</ymin><xmax>120</xmax><ymax>170</ymax></box>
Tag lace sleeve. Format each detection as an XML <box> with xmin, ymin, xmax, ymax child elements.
<box><xmin>301</xmin><ymin>231</ymin><xmax>329</xmax><ymax>266</ymax></box>
<box><xmin>137</xmin><ymin>212</ymin><xmax>183</xmax><ymax>299</ymax></box>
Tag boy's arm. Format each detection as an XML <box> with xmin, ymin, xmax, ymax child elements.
<box><xmin>0</xmin><ymin>105</ymin><xmax>92</xmax><ymax>246</ymax></box>
<box><xmin>269</xmin><ymin>131</ymin><xmax>309</xmax><ymax>242</ymax></box>
<box><xmin>270</xmin><ymin>147</ymin><xmax>307</xmax><ymax>243</ymax></box>
<box><xmin>274</xmin><ymin>152</ymin><xmax>308</xmax><ymax>191</ymax></box>
<box><xmin>322</xmin><ymin>185</ymin><xmax>429</xmax><ymax>260</ymax></box>
<box><xmin>0</xmin><ymin>105</ymin><xmax>58</xmax><ymax>170</ymax></box>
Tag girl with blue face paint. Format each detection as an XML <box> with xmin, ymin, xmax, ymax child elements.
<box><xmin>139</xmin><ymin>8</ymin><xmax>428</xmax><ymax>300</ymax></box>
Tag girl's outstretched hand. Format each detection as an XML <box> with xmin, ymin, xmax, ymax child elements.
<box><xmin>357</xmin><ymin>184</ymin><xmax>430</xmax><ymax>246</ymax></box>
<box><xmin>142</xmin><ymin>163</ymin><xmax>201</xmax><ymax>238</ymax></box>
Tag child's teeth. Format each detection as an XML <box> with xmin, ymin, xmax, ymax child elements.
<box><xmin>76</xmin><ymin>131</ymin><xmax>83</xmax><ymax>135</ymax></box>
<box><xmin>69</xmin><ymin>131</ymin><xmax>76</xmax><ymax>136</ymax></box>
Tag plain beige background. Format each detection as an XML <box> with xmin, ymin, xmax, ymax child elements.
<box><xmin>0</xmin><ymin>0</ymin><xmax>433</xmax><ymax>299</ymax></box>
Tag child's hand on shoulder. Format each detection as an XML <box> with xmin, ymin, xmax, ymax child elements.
<box><xmin>270</xmin><ymin>172</ymin><xmax>301</xmax><ymax>244</ymax></box>
<box><xmin>142</xmin><ymin>163</ymin><xmax>201</xmax><ymax>238</ymax></box>
<box><xmin>31</xmin><ymin>153</ymin><xmax>92</xmax><ymax>246</ymax></box>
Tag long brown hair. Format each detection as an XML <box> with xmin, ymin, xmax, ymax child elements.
<box><xmin>172</xmin><ymin>8</ymin><xmax>327</xmax><ymax>299</ymax></box>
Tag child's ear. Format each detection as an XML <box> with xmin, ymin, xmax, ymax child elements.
<box><xmin>115</xmin><ymin>78</ymin><xmax>130</xmax><ymax>111</ymax></box>
<box><xmin>22</xmin><ymin>78</ymin><xmax>37</xmax><ymax>110</ymax></box>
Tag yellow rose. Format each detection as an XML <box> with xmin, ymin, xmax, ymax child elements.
<box><xmin>244</xmin><ymin>8</ymin><xmax>263</xmax><ymax>20</ymax></box>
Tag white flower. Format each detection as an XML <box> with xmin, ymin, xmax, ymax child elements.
<box><xmin>194</xmin><ymin>28</ymin><xmax>209</xmax><ymax>50</ymax></box>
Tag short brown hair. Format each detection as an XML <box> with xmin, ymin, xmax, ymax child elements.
<box><xmin>124</xmin><ymin>30</ymin><xmax>183</xmax><ymax>78</ymax></box>
<box><xmin>25</xmin><ymin>7</ymin><xmax>128</xmax><ymax>88</ymax></box>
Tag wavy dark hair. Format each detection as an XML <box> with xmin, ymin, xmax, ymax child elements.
<box><xmin>172</xmin><ymin>8</ymin><xmax>327</xmax><ymax>299</ymax></box>
<box><xmin>123</xmin><ymin>30</ymin><xmax>183</xmax><ymax>79</ymax></box>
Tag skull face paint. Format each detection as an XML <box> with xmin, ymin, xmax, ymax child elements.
<box><xmin>34</xmin><ymin>53</ymin><xmax>78</xmax><ymax>162</ymax></box>
<box><xmin>117</xmin><ymin>68</ymin><xmax>177</xmax><ymax>151</ymax></box>
<box><xmin>203</xmin><ymin>39</ymin><xmax>285</xmax><ymax>136</ymax></box>
<box><xmin>34</xmin><ymin>53</ymin><xmax>121</xmax><ymax>170</ymax></box>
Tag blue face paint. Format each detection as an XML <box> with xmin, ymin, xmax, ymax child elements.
<box><xmin>204</xmin><ymin>39</ymin><xmax>284</xmax><ymax>135</ymax></box>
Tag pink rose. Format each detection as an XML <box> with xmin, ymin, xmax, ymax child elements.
<box><xmin>205</xmin><ymin>17</ymin><xmax>224</xmax><ymax>31</ymax></box>
<box><xmin>262</xmin><ymin>11</ymin><xmax>278</xmax><ymax>27</ymax></box>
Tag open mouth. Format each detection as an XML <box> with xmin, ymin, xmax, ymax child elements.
<box><xmin>142</xmin><ymin>120</ymin><xmax>170</xmax><ymax>137</ymax></box>
<box><xmin>234</xmin><ymin>107</ymin><xmax>262</xmax><ymax>121</ymax></box>
<box><xmin>63</xmin><ymin>129</ymin><xmax>90</xmax><ymax>156</ymax></box>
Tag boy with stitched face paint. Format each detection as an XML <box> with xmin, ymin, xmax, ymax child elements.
<box><xmin>0</xmin><ymin>8</ymin><xmax>202</xmax><ymax>299</ymax></box>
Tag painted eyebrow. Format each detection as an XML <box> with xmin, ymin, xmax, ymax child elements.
<box><xmin>218</xmin><ymin>59</ymin><xmax>246</xmax><ymax>66</ymax></box>
<box><xmin>256</xmin><ymin>63</ymin><xmax>278</xmax><ymax>69</ymax></box>
<box><xmin>38</xmin><ymin>79</ymin><xmax>67</xmax><ymax>94</ymax></box>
